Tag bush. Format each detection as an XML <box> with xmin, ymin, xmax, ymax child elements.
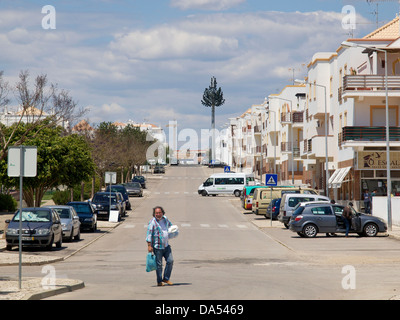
<box><xmin>0</xmin><ymin>194</ymin><xmax>17</xmax><ymax>212</ymax></box>
<box><xmin>52</xmin><ymin>188</ymin><xmax>91</xmax><ymax>205</ymax></box>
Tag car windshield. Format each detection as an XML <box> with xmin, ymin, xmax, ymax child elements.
<box><xmin>93</xmin><ymin>194</ymin><xmax>117</xmax><ymax>203</ymax></box>
<box><xmin>53</xmin><ymin>208</ymin><xmax>71</xmax><ymax>219</ymax></box>
<box><xmin>13</xmin><ymin>210</ymin><xmax>51</xmax><ymax>222</ymax></box>
<box><xmin>292</xmin><ymin>206</ymin><xmax>305</xmax><ymax>217</ymax></box>
<box><xmin>69</xmin><ymin>204</ymin><xmax>91</xmax><ymax>214</ymax></box>
<box><xmin>133</xmin><ymin>176</ymin><xmax>144</xmax><ymax>181</ymax></box>
<box><xmin>126</xmin><ymin>182</ymin><xmax>141</xmax><ymax>188</ymax></box>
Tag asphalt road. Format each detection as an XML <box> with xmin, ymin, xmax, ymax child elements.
<box><xmin>2</xmin><ymin>165</ymin><xmax>400</xmax><ymax>300</ymax></box>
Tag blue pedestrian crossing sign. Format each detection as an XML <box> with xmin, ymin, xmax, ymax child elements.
<box><xmin>224</xmin><ymin>166</ymin><xmax>231</xmax><ymax>173</ymax></box>
<box><xmin>265</xmin><ymin>174</ymin><xmax>278</xmax><ymax>186</ymax></box>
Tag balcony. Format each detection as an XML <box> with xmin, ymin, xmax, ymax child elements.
<box><xmin>339</xmin><ymin>126</ymin><xmax>400</xmax><ymax>147</ymax></box>
<box><xmin>281</xmin><ymin>142</ymin><xmax>300</xmax><ymax>157</ymax></box>
<box><xmin>340</xmin><ymin>75</ymin><xmax>400</xmax><ymax>101</ymax></box>
<box><xmin>280</xmin><ymin>111</ymin><xmax>304</xmax><ymax>125</ymax></box>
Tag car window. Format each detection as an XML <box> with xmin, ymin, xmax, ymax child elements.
<box><xmin>13</xmin><ymin>210</ymin><xmax>51</xmax><ymax>222</ymax></box>
<box><xmin>292</xmin><ymin>206</ymin><xmax>305</xmax><ymax>217</ymax></box>
<box><xmin>311</xmin><ymin>206</ymin><xmax>333</xmax><ymax>215</ymax></box>
<box><xmin>54</xmin><ymin>208</ymin><xmax>71</xmax><ymax>219</ymax></box>
<box><xmin>288</xmin><ymin>197</ymin><xmax>315</xmax><ymax>207</ymax></box>
<box><xmin>333</xmin><ymin>206</ymin><xmax>344</xmax><ymax>214</ymax></box>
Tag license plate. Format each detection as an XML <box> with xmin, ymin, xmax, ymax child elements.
<box><xmin>99</xmin><ymin>211</ymin><xmax>108</xmax><ymax>214</ymax></box>
<box><xmin>22</xmin><ymin>236</ymin><xmax>33</xmax><ymax>241</ymax></box>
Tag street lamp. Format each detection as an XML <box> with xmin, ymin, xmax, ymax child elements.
<box><xmin>341</xmin><ymin>40</ymin><xmax>392</xmax><ymax>231</ymax></box>
<box><xmin>270</xmin><ymin>96</ymin><xmax>294</xmax><ymax>184</ymax></box>
<box><xmin>295</xmin><ymin>79</ymin><xmax>329</xmax><ymax>197</ymax></box>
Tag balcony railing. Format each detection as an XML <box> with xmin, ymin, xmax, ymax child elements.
<box><xmin>339</xmin><ymin>126</ymin><xmax>400</xmax><ymax>145</ymax></box>
<box><xmin>343</xmin><ymin>75</ymin><xmax>400</xmax><ymax>91</ymax></box>
<box><xmin>280</xmin><ymin>111</ymin><xmax>304</xmax><ymax>124</ymax></box>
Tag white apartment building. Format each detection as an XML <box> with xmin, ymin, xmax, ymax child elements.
<box><xmin>302</xmin><ymin>15</ymin><xmax>400</xmax><ymax>203</ymax></box>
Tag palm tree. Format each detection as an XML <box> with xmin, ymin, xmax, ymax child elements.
<box><xmin>201</xmin><ymin>76</ymin><xmax>225</xmax><ymax>162</ymax></box>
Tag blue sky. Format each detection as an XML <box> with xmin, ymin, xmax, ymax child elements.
<box><xmin>0</xmin><ymin>0</ymin><xmax>399</xmax><ymax>142</ymax></box>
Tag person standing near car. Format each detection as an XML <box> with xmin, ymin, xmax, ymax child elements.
<box><xmin>146</xmin><ymin>206</ymin><xmax>174</xmax><ymax>286</ymax></box>
<box><xmin>363</xmin><ymin>190</ymin><xmax>371</xmax><ymax>214</ymax></box>
<box><xmin>341</xmin><ymin>202</ymin><xmax>353</xmax><ymax>237</ymax></box>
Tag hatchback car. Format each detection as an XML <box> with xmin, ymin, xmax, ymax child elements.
<box><xmin>91</xmin><ymin>192</ymin><xmax>123</xmax><ymax>220</ymax></box>
<box><xmin>105</xmin><ymin>184</ymin><xmax>130</xmax><ymax>211</ymax></box>
<box><xmin>289</xmin><ymin>202</ymin><xmax>387</xmax><ymax>238</ymax></box>
<box><xmin>132</xmin><ymin>176</ymin><xmax>146</xmax><ymax>189</ymax></box>
<box><xmin>43</xmin><ymin>205</ymin><xmax>81</xmax><ymax>241</ymax></box>
<box><xmin>123</xmin><ymin>182</ymin><xmax>143</xmax><ymax>197</ymax></box>
<box><xmin>265</xmin><ymin>198</ymin><xmax>281</xmax><ymax>220</ymax></box>
<box><xmin>67</xmin><ymin>201</ymin><xmax>97</xmax><ymax>232</ymax></box>
<box><xmin>5</xmin><ymin>207</ymin><xmax>63</xmax><ymax>251</ymax></box>
<box><xmin>153</xmin><ymin>165</ymin><xmax>165</xmax><ymax>174</ymax></box>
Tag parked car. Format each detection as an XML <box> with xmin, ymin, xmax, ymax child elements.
<box><xmin>132</xmin><ymin>175</ymin><xmax>146</xmax><ymax>189</ymax></box>
<box><xmin>105</xmin><ymin>184</ymin><xmax>130</xmax><ymax>211</ymax></box>
<box><xmin>278</xmin><ymin>193</ymin><xmax>330</xmax><ymax>228</ymax></box>
<box><xmin>44</xmin><ymin>205</ymin><xmax>81</xmax><ymax>241</ymax></box>
<box><xmin>289</xmin><ymin>202</ymin><xmax>387</xmax><ymax>238</ymax></box>
<box><xmin>91</xmin><ymin>192</ymin><xmax>123</xmax><ymax>220</ymax></box>
<box><xmin>154</xmin><ymin>165</ymin><xmax>165</xmax><ymax>174</ymax></box>
<box><xmin>5</xmin><ymin>207</ymin><xmax>63</xmax><ymax>251</ymax></box>
<box><xmin>67</xmin><ymin>201</ymin><xmax>97</xmax><ymax>232</ymax></box>
<box><xmin>265</xmin><ymin>198</ymin><xmax>281</xmax><ymax>220</ymax></box>
<box><xmin>123</xmin><ymin>182</ymin><xmax>143</xmax><ymax>197</ymax></box>
<box><xmin>208</xmin><ymin>160</ymin><xmax>227</xmax><ymax>168</ymax></box>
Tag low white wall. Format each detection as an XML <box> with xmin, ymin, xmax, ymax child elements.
<box><xmin>372</xmin><ymin>196</ymin><xmax>400</xmax><ymax>226</ymax></box>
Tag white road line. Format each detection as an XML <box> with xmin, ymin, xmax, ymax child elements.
<box><xmin>181</xmin><ymin>223</ymin><xmax>191</xmax><ymax>227</ymax></box>
<box><xmin>218</xmin><ymin>224</ymin><xmax>229</xmax><ymax>228</ymax></box>
<box><xmin>237</xmin><ymin>225</ymin><xmax>248</xmax><ymax>229</ymax></box>
<box><xmin>123</xmin><ymin>224</ymin><xmax>136</xmax><ymax>228</ymax></box>
<box><xmin>200</xmin><ymin>224</ymin><xmax>210</xmax><ymax>228</ymax></box>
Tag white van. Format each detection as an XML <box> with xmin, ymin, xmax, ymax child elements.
<box><xmin>278</xmin><ymin>194</ymin><xmax>330</xmax><ymax>227</ymax></box>
<box><xmin>198</xmin><ymin>173</ymin><xmax>254</xmax><ymax>197</ymax></box>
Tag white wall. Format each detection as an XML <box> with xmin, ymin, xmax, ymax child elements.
<box><xmin>372</xmin><ymin>196</ymin><xmax>400</xmax><ymax>226</ymax></box>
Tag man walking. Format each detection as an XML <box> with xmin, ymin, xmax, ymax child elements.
<box><xmin>146</xmin><ymin>206</ymin><xmax>174</xmax><ymax>286</ymax></box>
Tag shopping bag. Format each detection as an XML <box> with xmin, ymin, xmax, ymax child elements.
<box><xmin>146</xmin><ymin>253</ymin><xmax>156</xmax><ymax>272</ymax></box>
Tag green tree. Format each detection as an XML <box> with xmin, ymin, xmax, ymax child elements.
<box><xmin>201</xmin><ymin>76</ymin><xmax>225</xmax><ymax>162</ymax></box>
<box><xmin>0</xmin><ymin>122</ymin><xmax>95</xmax><ymax>206</ymax></box>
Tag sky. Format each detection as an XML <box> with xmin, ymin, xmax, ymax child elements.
<box><xmin>0</xmin><ymin>0</ymin><xmax>399</xmax><ymax>146</ymax></box>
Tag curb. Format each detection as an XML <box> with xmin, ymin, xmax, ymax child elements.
<box><xmin>24</xmin><ymin>280</ymin><xmax>85</xmax><ymax>300</ymax></box>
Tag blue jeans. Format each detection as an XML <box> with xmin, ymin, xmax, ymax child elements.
<box><xmin>341</xmin><ymin>216</ymin><xmax>350</xmax><ymax>236</ymax></box>
<box><xmin>154</xmin><ymin>245</ymin><xmax>173</xmax><ymax>283</ymax></box>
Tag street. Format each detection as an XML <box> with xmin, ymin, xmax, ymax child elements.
<box><xmin>1</xmin><ymin>165</ymin><xmax>400</xmax><ymax>300</ymax></box>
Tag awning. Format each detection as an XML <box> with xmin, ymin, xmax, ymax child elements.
<box><xmin>328</xmin><ymin>167</ymin><xmax>352</xmax><ymax>189</ymax></box>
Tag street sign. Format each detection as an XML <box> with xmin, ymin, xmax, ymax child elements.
<box><xmin>265</xmin><ymin>174</ymin><xmax>278</xmax><ymax>186</ymax></box>
<box><xmin>105</xmin><ymin>172</ymin><xmax>116</xmax><ymax>184</ymax></box>
<box><xmin>224</xmin><ymin>166</ymin><xmax>231</xmax><ymax>173</ymax></box>
<box><xmin>7</xmin><ymin>146</ymin><xmax>37</xmax><ymax>177</ymax></box>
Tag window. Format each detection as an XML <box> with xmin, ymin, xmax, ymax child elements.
<box><xmin>311</xmin><ymin>206</ymin><xmax>332</xmax><ymax>215</ymax></box>
<box><xmin>333</xmin><ymin>206</ymin><xmax>344</xmax><ymax>214</ymax></box>
<box><xmin>288</xmin><ymin>197</ymin><xmax>315</xmax><ymax>207</ymax></box>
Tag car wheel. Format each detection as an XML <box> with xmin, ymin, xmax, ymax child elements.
<box><xmin>234</xmin><ymin>190</ymin><xmax>241</xmax><ymax>197</ymax></box>
<box><xmin>46</xmin><ymin>236</ymin><xmax>54</xmax><ymax>250</ymax></box>
<box><xmin>363</xmin><ymin>223</ymin><xmax>378</xmax><ymax>237</ymax></box>
<box><xmin>302</xmin><ymin>224</ymin><xmax>318</xmax><ymax>238</ymax></box>
<box><xmin>6</xmin><ymin>244</ymin><xmax>12</xmax><ymax>251</ymax></box>
<box><xmin>201</xmin><ymin>190</ymin><xmax>208</xmax><ymax>197</ymax></box>
<box><xmin>297</xmin><ymin>232</ymin><xmax>306</xmax><ymax>238</ymax></box>
<box><xmin>68</xmin><ymin>228</ymin><xmax>74</xmax><ymax>242</ymax></box>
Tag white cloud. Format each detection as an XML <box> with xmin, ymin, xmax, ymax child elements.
<box><xmin>109</xmin><ymin>26</ymin><xmax>238</xmax><ymax>60</ymax></box>
<box><xmin>170</xmin><ymin>0</ymin><xmax>246</xmax><ymax>11</ymax></box>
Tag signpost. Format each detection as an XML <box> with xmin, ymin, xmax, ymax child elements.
<box><xmin>105</xmin><ymin>172</ymin><xmax>118</xmax><ymax>222</ymax></box>
<box><xmin>265</xmin><ymin>174</ymin><xmax>278</xmax><ymax>226</ymax></box>
<box><xmin>7</xmin><ymin>146</ymin><xmax>37</xmax><ymax>290</ymax></box>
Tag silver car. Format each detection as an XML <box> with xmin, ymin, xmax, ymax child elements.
<box><xmin>289</xmin><ymin>202</ymin><xmax>387</xmax><ymax>238</ymax></box>
<box><xmin>44</xmin><ymin>205</ymin><xmax>81</xmax><ymax>241</ymax></box>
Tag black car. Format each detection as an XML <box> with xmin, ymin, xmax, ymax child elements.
<box><xmin>208</xmin><ymin>161</ymin><xmax>227</xmax><ymax>168</ymax></box>
<box><xmin>5</xmin><ymin>207</ymin><xmax>63</xmax><ymax>251</ymax></box>
<box><xmin>132</xmin><ymin>176</ymin><xmax>146</xmax><ymax>189</ymax></box>
<box><xmin>153</xmin><ymin>165</ymin><xmax>165</xmax><ymax>174</ymax></box>
<box><xmin>105</xmin><ymin>184</ymin><xmax>131</xmax><ymax>211</ymax></box>
<box><xmin>67</xmin><ymin>201</ymin><xmax>97</xmax><ymax>232</ymax></box>
<box><xmin>265</xmin><ymin>198</ymin><xmax>281</xmax><ymax>220</ymax></box>
<box><xmin>91</xmin><ymin>192</ymin><xmax>123</xmax><ymax>220</ymax></box>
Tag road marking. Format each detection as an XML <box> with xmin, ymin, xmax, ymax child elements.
<box><xmin>181</xmin><ymin>223</ymin><xmax>191</xmax><ymax>227</ymax></box>
<box><xmin>200</xmin><ymin>224</ymin><xmax>210</xmax><ymax>228</ymax></box>
<box><xmin>218</xmin><ymin>224</ymin><xmax>229</xmax><ymax>228</ymax></box>
<box><xmin>123</xmin><ymin>224</ymin><xmax>136</xmax><ymax>229</ymax></box>
<box><xmin>237</xmin><ymin>225</ymin><xmax>248</xmax><ymax>229</ymax></box>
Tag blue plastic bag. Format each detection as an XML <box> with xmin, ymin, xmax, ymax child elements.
<box><xmin>146</xmin><ymin>253</ymin><xmax>156</xmax><ymax>272</ymax></box>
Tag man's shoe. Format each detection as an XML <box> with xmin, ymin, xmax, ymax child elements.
<box><xmin>163</xmin><ymin>280</ymin><xmax>173</xmax><ymax>285</ymax></box>
<box><xmin>157</xmin><ymin>282</ymin><xmax>165</xmax><ymax>286</ymax></box>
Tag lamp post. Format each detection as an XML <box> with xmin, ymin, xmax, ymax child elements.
<box><xmin>295</xmin><ymin>79</ymin><xmax>329</xmax><ymax>197</ymax></box>
<box><xmin>270</xmin><ymin>96</ymin><xmax>294</xmax><ymax>184</ymax></box>
<box><xmin>341</xmin><ymin>41</ymin><xmax>391</xmax><ymax>231</ymax></box>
